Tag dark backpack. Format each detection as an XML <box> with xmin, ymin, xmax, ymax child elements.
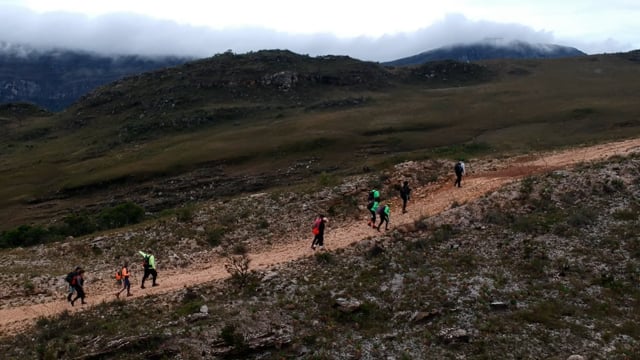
<box><xmin>455</xmin><ymin>162</ymin><xmax>463</xmax><ymax>175</ymax></box>
<box><xmin>65</xmin><ymin>271</ymin><xmax>75</xmax><ymax>284</ymax></box>
<box><xmin>143</xmin><ymin>255</ymin><xmax>150</xmax><ymax>269</ymax></box>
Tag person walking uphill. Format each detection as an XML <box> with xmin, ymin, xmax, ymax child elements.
<box><xmin>69</xmin><ymin>269</ymin><xmax>86</xmax><ymax>306</ymax></box>
<box><xmin>115</xmin><ymin>261</ymin><xmax>132</xmax><ymax>298</ymax></box>
<box><xmin>65</xmin><ymin>266</ymin><xmax>81</xmax><ymax>302</ymax></box>
<box><xmin>454</xmin><ymin>160</ymin><xmax>465</xmax><ymax>188</ymax></box>
<box><xmin>139</xmin><ymin>251</ymin><xmax>158</xmax><ymax>288</ymax></box>
<box><xmin>311</xmin><ymin>215</ymin><xmax>328</xmax><ymax>250</ymax></box>
<box><xmin>400</xmin><ymin>181</ymin><xmax>411</xmax><ymax>213</ymax></box>
<box><xmin>367</xmin><ymin>199</ymin><xmax>379</xmax><ymax>228</ymax></box>
<box><xmin>377</xmin><ymin>203</ymin><xmax>391</xmax><ymax>231</ymax></box>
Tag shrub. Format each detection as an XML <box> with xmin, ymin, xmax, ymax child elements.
<box><xmin>224</xmin><ymin>254</ymin><xmax>253</xmax><ymax>288</ymax></box>
<box><xmin>97</xmin><ymin>202</ymin><xmax>145</xmax><ymax>229</ymax></box>
<box><xmin>0</xmin><ymin>224</ymin><xmax>51</xmax><ymax>248</ymax></box>
<box><xmin>315</xmin><ymin>251</ymin><xmax>335</xmax><ymax>264</ymax></box>
<box><xmin>220</xmin><ymin>323</ymin><xmax>247</xmax><ymax>351</ymax></box>
<box><xmin>205</xmin><ymin>226</ymin><xmax>226</xmax><ymax>247</ymax></box>
<box><xmin>59</xmin><ymin>213</ymin><xmax>96</xmax><ymax>237</ymax></box>
<box><xmin>567</xmin><ymin>207</ymin><xmax>598</xmax><ymax>228</ymax></box>
<box><xmin>176</xmin><ymin>206</ymin><xmax>195</xmax><ymax>222</ymax></box>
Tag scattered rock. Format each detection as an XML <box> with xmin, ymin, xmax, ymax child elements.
<box><xmin>333</xmin><ymin>297</ymin><xmax>362</xmax><ymax>313</ymax></box>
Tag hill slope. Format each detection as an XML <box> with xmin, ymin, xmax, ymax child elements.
<box><xmin>383</xmin><ymin>40</ymin><xmax>586</xmax><ymax>66</ymax></box>
<box><xmin>0</xmin><ymin>138</ymin><xmax>639</xmax><ymax>359</ymax></box>
<box><xmin>0</xmin><ymin>49</ymin><xmax>639</xmax><ymax>232</ymax></box>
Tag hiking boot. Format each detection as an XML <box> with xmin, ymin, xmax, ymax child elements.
<box><xmin>141</xmin><ymin>285</ymin><xmax>146</xmax><ymax>289</ymax></box>
<box><xmin>115</xmin><ymin>293</ymin><xmax>120</xmax><ymax>299</ymax></box>
<box><xmin>67</xmin><ymin>294</ymin><xmax>72</xmax><ymax>302</ymax></box>
<box><xmin>152</xmin><ymin>283</ymin><xmax>159</xmax><ymax>287</ymax></box>
<box><xmin>127</xmin><ymin>293</ymin><xmax>132</xmax><ymax>297</ymax></box>
<box><xmin>70</xmin><ymin>299</ymin><xmax>75</xmax><ymax>307</ymax></box>
<box><xmin>81</xmin><ymin>300</ymin><xmax>86</xmax><ymax>305</ymax></box>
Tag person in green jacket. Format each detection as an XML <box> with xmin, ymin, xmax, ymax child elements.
<box><xmin>139</xmin><ymin>250</ymin><xmax>158</xmax><ymax>288</ymax></box>
<box><xmin>367</xmin><ymin>199</ymin><xmax>379</xmax><ymax>228</ymax></box>
<box><xmin>376</xmin><ymin>204</ymin><xmax>391</xmax><ymax>231</ymax></box>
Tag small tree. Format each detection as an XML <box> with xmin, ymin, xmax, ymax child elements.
<box><xmin>224</xmin><ymin>254</ymin><xmax>253</xmax><ymax>288</ymax></box>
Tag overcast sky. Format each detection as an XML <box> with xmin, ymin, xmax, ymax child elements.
<box><xmin>0</xmin><ymin>0</ymin><xmax>638</xmax><ymax>62</ymax></box>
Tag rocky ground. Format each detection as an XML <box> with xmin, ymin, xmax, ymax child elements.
<box><xmin>0</xmin><ymin>139</ymin><xmax>639</xmax><ymax>359</ymax></box>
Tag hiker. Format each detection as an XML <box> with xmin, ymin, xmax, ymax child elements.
<box><xmin>65</xmin><ymin>266</ymin><xmax>81</xmax><ymax>302</ymax></box>
<box><xmin>368</xmin><ymin>189</ymin><xmax>381</xmax><ymax>202</ymax></box>
<box><xmin>115</xmin><ymin>261</ymin><xmax>132</xmax><ymax>298</ymax></box>
<box><xmin>69</xmin><ymin>269</ymin><xmax>86</xmax><ymax>306</ymax></box>
<box><xmin>377</xmin><ymin>203</ymin><xmax>391</xmax><ymax>231</ymax></box>
<box><xmin>367</xmin><ymin>199</ymin><xmax>379</xmax><ymax>228</ymax></box>
<box><xmin>311</xmin><ymin>215</ymin><xmax>328</xmax><ymax>250</ymax></box>
<box><xmin>400</xmin><ymin>181</ymin><xmax>411</xmax><ymax>213</ymax></box>
<box><xmin>139</xmin><ymin>251</ymin><xmax>158</xmax><ymax>288</ymax></box>
<box><xmin>454</xmin><ymin>160</ymin><xmax>465</xmax><ymax>188</ymax></box>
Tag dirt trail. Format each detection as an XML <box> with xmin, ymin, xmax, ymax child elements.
<box><xmin>2</xmin><ymin>138</ymin><xmax>640</xmax><ymax>335</ymax></box>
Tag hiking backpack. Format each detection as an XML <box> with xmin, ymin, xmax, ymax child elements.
<box><xmin>455</xmin><ymin>162</ymin><xmax>463</xmax><ymax>174</ymax></box>
<box><xmin>312</xmin><ymin>218</ymin><xmax>322</xmax><ymax>235</ymax></box>
<box><xmin>65</xmin><ymin>271</ymin><xmax>75</xmax><ymax>284</ymax></box>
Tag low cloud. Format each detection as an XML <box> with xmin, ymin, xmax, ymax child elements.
<box><xmin>0</xmin><ymin>6</ymin><xmax>631</xmax><ymax>62</ymax></box>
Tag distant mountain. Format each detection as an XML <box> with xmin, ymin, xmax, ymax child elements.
<box><xmin>383</xmin><ymin>40</ymin><xmax>586</xmax><ymax>67</ymax></box>
<box><xmin>0</xmin><ymin>42</ymin><xmax>192</xmax><ymax>111</ymax></box>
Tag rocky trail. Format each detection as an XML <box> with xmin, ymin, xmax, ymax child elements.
<box><xmin>2</xmin><ymin>137</ymin><xmax>640</xmax><ymax>336</ymax></box>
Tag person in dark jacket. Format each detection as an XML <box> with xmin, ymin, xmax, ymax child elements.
<box><xmin>70</xmin><ymin>269</ymin><xmax>86</xmax><ymax>306</ymax></box>
<box><xmin>377</xmin><ymin>204</ymin><xmax>391</xmax><ymax>231</ymax></box>
<box><xmin>454</xmin><ymin>161</ymin><xmax>465</xmax><ymax>188</ymax></box>
<box><xmin>400</xmin><ymin>181</ymin><xmax>411</xmax><ymax>213</ymax></box>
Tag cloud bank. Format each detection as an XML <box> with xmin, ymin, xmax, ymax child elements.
<box><xmin>0</xmin><ymin>5</ymin><xmax>634</xmax><ymax>62</ymax></box>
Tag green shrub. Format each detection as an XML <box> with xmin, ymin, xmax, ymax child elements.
<box><xmin>0</xmin><ymin>224</ymin><xmax>51</xmax><ymax>248</ymax></box>
<box><xmin>176</xmin><ymin>206</ymin><xmax>195</xmax><ymax>222</ymax></box>
<box><xmin>97</xmin><ymin>202</ymin><xmax>145</xmax><ymax>229</ymax></box>
<box><xmin>59</xmin><ymin>213</ymin><xmax>96</xmax><ymax>237</ymax></box>
<box><xmin>206</xmin><ymin>226</ymin><xmax>226</xmax><ymax>247</ymax></box>
<box><xmin>567</xmin><ymin>207</ymin><xmax>598</xmax><ymax>227</ymax></box>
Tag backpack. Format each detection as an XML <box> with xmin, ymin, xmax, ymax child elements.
<box><xmin>143</xmin><ymin>255</ymin><xmax>151</xmax><ymax>269</ymax></box>
<box><xmin>65</xmin><ymin>271</ymin><xmax>75</xmax><ymax>284</ymax></box>
<box><xmin>115</xmin><ymin>270</ymin><xmax>122</xmax><ymax>281</ymax></box>
<box><xmin>455</xmin><ymin>162</ymin><xmax>463</xmax><ymax>175</ymax></box>
<box><xmin>312</xmin><ymin>218</ymin><xmax>322</xmax><ymax>235</ymax></box>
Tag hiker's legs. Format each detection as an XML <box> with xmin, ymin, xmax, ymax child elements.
<box><xmin>455</xmin><ymin>174</ymin><xmax>462</xmax><ymax>187</ymax></box>
<box><xmin>141</xmin><ymin>269</ymin><xmax>150</xmax><ymax>288</ymax></box>
<box><xmin>72</xmin><ymin>286</ymin><xmax>85</xmax><ymax>305</ymax></box>
<box><xmin>402</xmin><ymin>198</ymin><xmax>407</xmax><ymax>213</ymax></box>
<box><xmin>67</xmin><ymin>285</ymin><xmax>75</xmax><ymax>302</ymax></box>
<box><xmin>316</xmin><ymin>234</ymin><xmax>324</xmax><ymax>247</ymax></box>
<box><xmin>369</xmin><ymin>211</ymin><xmax>376</xmax><ymax>227</ymax></box>
<box><xmin>151</xmin><ymin>269</ymin><xmax>158</xmax><ymax>286</ymax></box>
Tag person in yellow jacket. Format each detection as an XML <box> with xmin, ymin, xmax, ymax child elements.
<box><xmin>139</xmin><ymin>251</ymin><xmax>158</xmax><ymax>288</ymax></box>
<box><xmin>115</xmin><ymin>261</ymin><xmax>132</xmax><ymax>298</ymax></box>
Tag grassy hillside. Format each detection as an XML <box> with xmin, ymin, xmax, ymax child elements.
<box><xmin>0</xmin><ymin>152</ymin><xmax>638</xmax><ymax>359</ymax></box>
<box><xmin>1</xmin><ymin>50</ymin><xmax>639</xmax><ymax>230</ymax></box>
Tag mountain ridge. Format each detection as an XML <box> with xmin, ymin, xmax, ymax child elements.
<box><xmin>383</xmin><ymin>40</ymin><xmax>586</xmax><ymax>66</ymax></box>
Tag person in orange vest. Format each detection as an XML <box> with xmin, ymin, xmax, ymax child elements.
<box><xmin>115</xmin><ymin>261</ymin><xmax>132</xmax><ymax>298</ymax></box>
